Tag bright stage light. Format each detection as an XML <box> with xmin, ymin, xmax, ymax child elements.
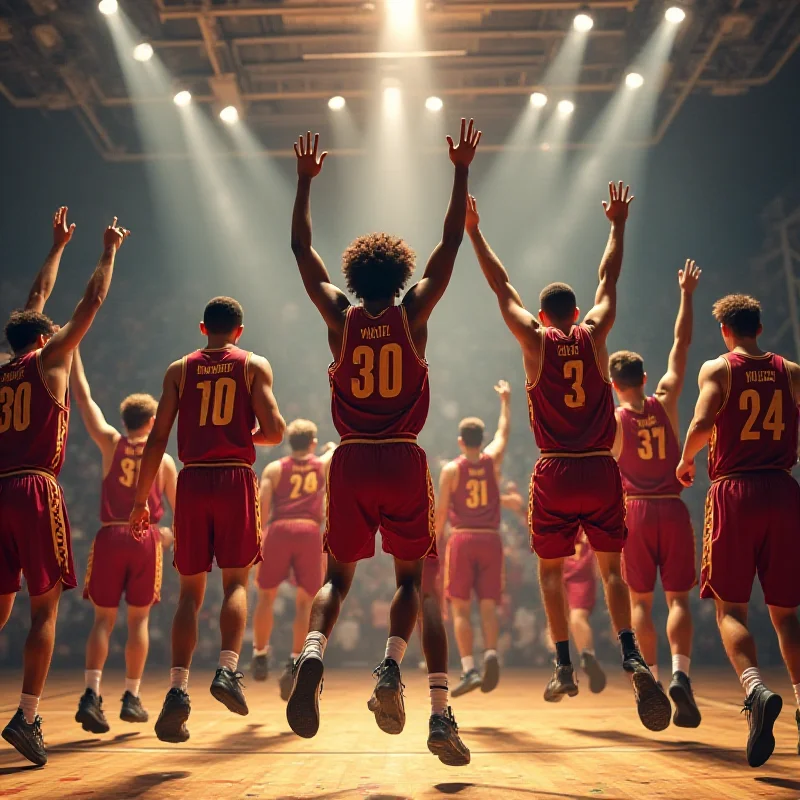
<box><xmin>386</xmin><ymin>0</ymin><xmax>416</xmax><ymax>26</ymax></box>
<box><xmin>425</xmin><ymin>96</ymin><xmax>443</xmax><ymax>112</ymax></box>
<box><xmin>219</xmin><ymin>105</ymin><xmax>239</xmax><ymax>124</ymax></box>
<box><xmin>625</xmin><ymin>72</ymin><xmax>644</xmax><ymax>89</ymax></box>
<box><xmin>573</xmin><ymin>13</ymin><xmax>594</xmax><ymax>32</ymax></box>
<box><xmin>98</xmin><ymin>0</ymin><xmax>118</xmax><ymax>15</ymax></box>
<box><xmin>133</xmin><ymin>43</ymin><xmax>154</xmax><ymax>62</ymax></box>
<box><xmin>328</xmin><ymin>95</ymin><xmax>346</xmax><ymax>110</ymax></box>
<box><xmin>665</xmin><ymin>6</ymin><xmax>686</xmax><ymax>24</ymax></box>
<box><xmin>530</xmin><ymin>92</ymin><xmax>548</xmax><ymax>108</ymax></box>
<box><xmin>173</xmin><ymin>90</ymin><xmax>192</xmax><ymax>107</ymax></box>
<box><xmin>557</xmin><ymin>99</ymin><xmax>575</xmax><ymax>116</ymax></box>
<box><xmin>382</xmin><ymin>85</ymin><xmax>402</xmax><ymax>116</ymax></box>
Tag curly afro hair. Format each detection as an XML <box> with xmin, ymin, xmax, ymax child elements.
<box><xmin>712</xmin><ymin>294</ymin><xmax>761</xmax><ymax>338</ymax></box>
<box><xmin>342</xmin><ymin>233</ymin><xmax>416</xmax><ymax>302</ymax></box>
<box><xmin>4</xmin><ymin>309</ymin><xmax>55</xmax><ymax>354</ymax></box>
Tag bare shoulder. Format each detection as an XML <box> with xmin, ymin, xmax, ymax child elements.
<box><xmin>699</xmin><ymin>355</ymin><xmax>728</xmax><ymax>382</ymax></box>
<box><xmin>161</xmin><ymin>452</ymin><xmax>177</xmax><ymax>470</ymax></box>
<box><xmin>248</xmin><ymin>353</ymin><xmax>274</xmax><ymax>380</ymax></box>
<box><xmin>262</xmin><ymin>458</ymin><xmax>283</xmax><ymax>482</ymax></box>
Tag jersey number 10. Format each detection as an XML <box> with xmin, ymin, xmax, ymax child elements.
<box><xmin>198</xmin><ymin>378</ymin><xmax>236</xmax><ymax>427</ymax></box>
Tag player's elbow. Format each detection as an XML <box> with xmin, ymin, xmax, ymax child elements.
<box><xmin>441</xmin><ymin>228</ymin><xmax>464</xmax><ymax>250</ymax></box>
<box><xmin>290</xmin><ymin>235</ymin><xmax>311</xmax><ymax>258</ymax></box>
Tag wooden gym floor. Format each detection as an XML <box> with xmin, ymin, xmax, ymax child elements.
<box><xmin>0</xmin><ymin>668</ymin><xmax>798</xmax><ymax>800</ymax></box>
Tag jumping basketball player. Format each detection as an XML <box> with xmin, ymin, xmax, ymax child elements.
<box><xmin>466</xmin><ymin>188</ymin><xmax>671</xmax><ymax>731</ymax></box>
<box><xmin>678</xmin><ymin>294</ymin><xmax>800</xmax><ymax>766</ymax></box>
<box><xmin>70</xmin><ymin>347</ymin><xmax>177</xmax><ymax>734</ymax></box>
<box><xmin>251</xmin><ymin>419</ymin><xmax>335</xmax><ymax>699</ymax></box>
<box><xmin>129</xmin><ymin>296</ymin><xmax>285</xmax><ymax>744</ymax></box>
<box><xmin>438</xmin><ymin>380</ymin><xmax>510</xmax><ymax>698</ymax></box>
<box><xmin>1</xmin><ymin>216</ymin><xmax>130</xmax><ymax>766</ymax></box>
<box><xmin>286</xmin><ymin>123</ymin><xmax>480</xmax><ymax>766</ymax></box>
<box><xmin>610</xmin><ymin>260</ymin><xmax>702</xmax><ymax>728</ymax></box>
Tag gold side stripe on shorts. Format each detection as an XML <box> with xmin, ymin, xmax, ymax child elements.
<box><xmin>338</xmin><ymin>436</ymin><xmax>418</xmax><ymax>446</ymax></box>
<box><xmin>538</xmin><ymin>450</ymin><xmax>612</xmax><ymax>459</ymax></box>
<box><xmin>626</xmin><ymin>494</ymin><xmax>682</xmax><ymax>500</ymax></box>
<box><xmin>183</xmin><ymin>460</ymin><xmax>253</xmax><ymax>469</ymax></box>
<box><xmin>711</xmin><ymin>468</ymin><xmax>792</xmax><ymax>484</ymax></box>
<box><xmin>0</xmin><ymin>467</ymin><xmax>58</xmax><ymax>482</ymax></box>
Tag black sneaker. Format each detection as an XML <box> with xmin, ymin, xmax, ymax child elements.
<box><xmin>668</xmin><ymin>671</ymin><xmax>701</xmax><ymax>728</ymax></box>
<box><xmin>251</xmin><ymin>653</ymin><xmax>269</xmax><ymax>682</ymax></box>
<box><xmin>580</xmin><ymin>651</ymin><xmax>607</xmax><ymax>694</ymax></box>
<box><xmin>367</xmin><ymin>658</ymin><xmax>405</xmax><ymax>735</ymax></box>
<box><xmin>286</xmin><ymin>651</ymin><xmax>324</xmax><ymax>739</ymax></box>
<box><xmin>742</xmin><ymin>685</ymin><xmax>783</xmax><ymax>768</ymax></box>
<box><xmin>2</xmin><ymin>709</ymin><xmax>46</xmax><ymax>767</ymax></box>
<box><xmin>120</xmin><ymin>691</ymin><xmax>148</xmax><ymax>723</ymax></box>
<box><xmin>481</xmin><ymin>653</ymin><xmax>500</xmax><ymax>694</ymax></box>
<box><xmin>451</xmin><ymin>668</ymin><xmax>482</xmax><ymax>698</ymax></box>
<box><xmin>623</xmin><ymin>653</ymin><xmax>671</xmax><ymax>732</ymax></box>
<box><xmin>154</xmin><ymin>688</ymin><xmax>191</xmax><ymax>743</ymax></box>
<box><xmin>75</xmin><ymin>688</ymin><xmax>110</xmax><ymax>734</ymax></box>
<box><xmin>279</xmin><ymin>658</ymin><xmax>294</xmax><ymax>702</ymax></box>
<box><xmin>795</xmin><ymin>708</ymin><xmax>799</xmax><ymax>756</ymax></box>
<box><xmin>210</xmin><ymin>668</ymin><xmax>248</xmax><ymax>716</ymax></box>
<box><xmin>428</xmin><ymin>706</ymin><xmax>471</xmax><ymax>766</ymax></box>
<box><xmin>544</xmin><ymin>663</ymin><xmax>579</xmax><ymax>703</ymax></box>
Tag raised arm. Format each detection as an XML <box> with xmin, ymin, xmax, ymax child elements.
<box><xmin>483</xmin><ymin>380</ymin><xmax>511</xmax><ymax>467</ymax></box>
<box><xmin>434</xmin><ymin>461</ymin><xmax>458</xmax><ymax>538</ymax></box>
<box><xmin>403</xmin><ymin>119</ymin><xmax>481</xmax><ymax>328</ymax></box>
<box><xmin>249</xmin><ymin>355</ymin><xmax>286</xmax><ymax>446</ymax></box>
<box><xmin>291</xmin><ymin>132</ymin><xmax>350</xmax><ymax>333</ymax></box>
<box><xmin>26</xmin><ymin>206</ymin><xmax>76</xmax><ymax>313</ymax></box>
<box><xmin>70</xmin><ymin>347</ymin><xmax>119</xmax><ymax>455</ymax></box>
<box><xmin>582</xmin><ymin>182</ymin><xmax>633</xmax><ymax>343</ymax></box>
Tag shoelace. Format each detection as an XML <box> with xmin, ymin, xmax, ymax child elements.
<box><xmin>444</xmin><ymin>706</ymin><xmax>458</xmax><ymax>730</ymax></box>
<box><xmin>372</xmin><ymin>662</ymin><xmax>405</xmax><ymax>695</ymax></box>
<box><xmin>741</xmin><ymin>695</ymin><xmax>754</xmax><ymax>721</ymax></box>
<box><xmin>231</xmin><ymin>670</ymin><xmax>246</xmax><ymax>689</ymax></box>
<box><xmin>32</xmin><ymin>715</ymin><xmax>44</xmax><ymax>745</ymax></box>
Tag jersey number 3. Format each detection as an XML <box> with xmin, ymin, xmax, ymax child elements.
<box><xmin>563</xmin><ymin>361</ymin><xmax>586</xmax><ymax>409</ymax></box>
<box><xmin>351</xmin><ymin>344</ymin><xmax>402</xmax><ymax>400</ymax></box>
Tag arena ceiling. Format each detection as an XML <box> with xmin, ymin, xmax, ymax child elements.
<box><xmin>1</xmin><ymin>0</ymin><xmax>799</xmax><ymax>159</ymax></box>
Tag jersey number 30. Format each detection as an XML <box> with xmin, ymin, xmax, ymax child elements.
<box><xmin>0</xmin><ymin>382</ymin><xmax>32</xmax><ymax>434</ymax></box>
<box><xmin>351</xmin><ymin>344</ymin><xmax>402</xmax><ymax>400</ymax></box>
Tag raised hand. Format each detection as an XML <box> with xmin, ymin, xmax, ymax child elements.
<box><xmin>103</xmin><ymin>217</ymin><xmax>130</xmax><ymax>251</ymax></box>
<box><xmin>602</xmin><ymin>181</ymin><xmax>633</xmax><ymax>224</ymax></box>
<box><xmin>679</xmin><ymin>259</ymin><xmax>702</xmax><ymax>294</ymax></box>
<box><xmin>447</xmin><ymin>118</ymin><xmax>482</xmax><ymax>168</ymax></box>
<box><xmin>495</xmin><ymin>379</ymin><xmax>511</xmax><ymax>398</ymax></box>
<box><xmin>465</xmin><ymin>194</ymin><xmax>480</xmax><ymax>233</ymax></box>
<box><xmin>129</xmin><ymin>502</ymin><xmax>150</xmax><ymax>541</ymax></box>
<box><xmin>294</xmin><ymin>131</ymin><xmax>328</xmax><ymax>179</ymax></box>
<box><xmin>53</xmin><ymin>206</ymin><xmax>76</xmax><ymax>248</ymax></box>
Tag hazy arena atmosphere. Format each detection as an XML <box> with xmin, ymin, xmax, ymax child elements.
<box><xmin>2</xmin><ymin>1</ymin><xmax>800</xmax><ymax>799</ymax></box>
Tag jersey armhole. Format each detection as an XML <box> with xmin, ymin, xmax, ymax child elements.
<box><xmin>35</xmin><ymin>350</ymin><xmax>68</xmax><ymax>411</ymax></box>
<box><xmin>178</xmin><ymin>356</ymin><xmax>188</xmax><ymax>399</ymax></box>
<box><xmin>245</xmin><ymin>351</ymin><xmax>254</xmax><ymax>394</ymax></box>
<box><xmin>582</xmin><ymin>324</ymin><xmax>612</xmax><ymax>385</ymax></box>
<box><xmin>329</xmin><ymin>306</ymin><xmax>353</xmax><ymax>376</ymax></box>
<box><xmin>717</xmin><ymin>356</ymin><xmax>732</xmax><ymax>415</ymax></box>
<box><xmin>526</xmin><ymin>328</ymin><xmax>546</xmax><ymax>390</ymax></box>
<box><xmin>400</xmin><ymin>306</ymin><xmax>427</xmax><ymax>368</ymax></box>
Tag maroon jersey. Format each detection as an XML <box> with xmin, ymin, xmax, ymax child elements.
<box><xmin>0</xmin><ymin>350</ymin><xmax>69</xmax><ymax>476</ymax></box>
<box><xmin>271</xmin><ymin>455</ymin><xmax>325</xmax><ymax>524</ymax></box>
<box><xmin>448</xmin><ymin>453</ymin><xmax>501</xmax><ymax>531</ymax></box>
<box><xmin>708</xmin><ymin>352</ymin><xmax>798</xmax><ymax>481</ymax></box>
<box><xmin>100</xmin><ymin>436</ymin><xmax>164</xmax><ymax>524</ymax></box>
<box><xmin>617</xmin><ymin>396</ymin><xmax>683</xmax><ymax>496</ymax></box>
<box><xmin>177</xmin><ymin>346</ymin><xmax>256</xmax><ymax>466</ymax></box>
<box><xmin>528</xmin><ymin>325</ymin><xmax>616</xmax><ymax>453</ymax></box>
<box><xmin>330</xmin><ymin>305</ymin><xmax>429</xmax><ymax>440</ymax></box>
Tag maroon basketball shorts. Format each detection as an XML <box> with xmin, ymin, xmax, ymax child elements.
<box><xmin>325</xmin><ymin>440</ymin><xmax>435</xmax><ymax>563</ymax></box>
<box><xmin>530</xmin><ymin>455</ymin><xmax>626</xmax><ymax>559</ymax></box>
<box><xmin>444</xmin><ymin>530</ymin><xmax>504</xmax><ymax>603</ymax></box>
<box><xmin>84</xmin><ymin>524</ymin><xmax>162</xmax><ymax>608</ymax></box>
<box><xmin>562</xmin><ymin>551</ymin><xmax>596</xmax><ymax>612</ymax></box>
<box><xmin>0</xmin><ymin>470</ymin><xmax>76</xmax><ymax>596</ymax></box>
<box><xmin>173</xmin><ymin>464</ymin><xmax>262</xmax><ymax>576</ymax></box>
<box><xmin>621</xmin><ymin>497</ymin><xmax>696</xmax><ymax>594</ymax></box>
<box><xmin>421</xmin><ymin>554</ymin><xmax>442</xmax><ymax>597</ymax></box>
<box><xmin>257</xmin><ymin>519</ymin><xmax>323</xmax><ymax>596</ymax></box>
<box><xmin>702</xmin><ymin>471</ymin><xmax>800</xmax><ymax>608</ymax></box>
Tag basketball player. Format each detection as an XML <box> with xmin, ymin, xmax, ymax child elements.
<box><xmin>1</xmin><ymin>217</ymin><xmax>130</xmax><ymax>766</ymax></box>
<box><xmin>70</xmin><ymin>347</ymin><xmax>177</xmax><ymax>733</ymax></box>
<box><xmin>129</xmin><ymin>297</ymin><xmax>285</xmax><ymax>744</ymax></box>
<box><xmin>286</xmin><ymin>123</ymin><xmax>480</xmax><ymax>766</ymax></box>
<box><xmin>466</xmin><ymin>188</ymin><xmax>671</xmax><ymax>731</ymax></box>
<box><xmin>438</xmin><ymin>380</ymin><xmax>510</xmax><ymax>697</ymax></box>
<box><xmin>251</xmin><ymin>420</ymin><xmax>335</xmax><ymax>699</ymax></box>
<box><xmin>610</xmin><ymin>260</ymin><xmax>702</xmax><ymax>728</ymax></box>
<box><xmin>677</xmin><ymin>294</ymin><xmax>800</xmax><ymax>767</ymax></box>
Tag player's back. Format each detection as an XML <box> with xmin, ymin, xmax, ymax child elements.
<box><xmin>177</xmin><ymin>345</ymin><xmax>256</xmax><ymax>466</ymax></box>
<box><xmin>100</xmin><ymin>436</ymin><xmax>164</xmax><ymax>524</ymax></box>
<box><xmin>617</xmin><ymin>396</ymin><xmax>683</xmax><ymax>496</ymax></box>
<box><xmin>329</xmin><ymin>305</ymin><xmax>429</xmax><ymax>440</ymax></box>
<box><xmin>271</xmin><ymin>455</ymin><xmax>325</xmax><ymax>524</ymax></box>
<box><xmin>0</xmin><ymin>349</ymin><xmax>69</xmax><ymax>476</ymax></box>
<box><xmin>528</xmin><ymin>325</ymin><xmax>615</xmax><ymax>453</ymax></box>
<box><xmin>708</xmin><ymin>351</ymin><xmax>798</xmax><ymax>480</ymax></box>
<box><xmin>448</xmin><ymin>453</ymin><xmax>501</xmax><ymax>531</ymax></box>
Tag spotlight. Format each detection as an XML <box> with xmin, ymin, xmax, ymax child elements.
<box><xmin>386</xmin><ymin>0</ymin><xmax>416</xmax><ymax>25</ymax></box>
<box><xmin>328</xmin><ymin>95</ymin><xmax>346</xmax><ymax>110</ymax></box>
<box><xmin>133</xmin><ymin>42</ymin><xmax>154</xmax><ymax>62</ymax></box>
<box><xmin>540</xmin><ymin>142</ymin><xmax>551</xmax><ymax>152</ymax></box>
<box><xmin>173</xmin><ymin>90</ymin><xmax>192</xmax><ymax>107</ymax></box>
<box><xmin>219</xmin><ymin>105</ymin><xmax>239</xmax><ymax>124</ymax></box>
<box><xmin>529</xmin><ymin>92</ymin><xmax>548</xmax><ymax>108</ymax></box>
<box><xmin>625</xmin><ymin>72</ymin><xmax>644</xmax><ymax>89</ymax></box>
<box><xmin>383</xmin><ymin>84</ymin><xmax>402</xmax><ymax>116</ymax></box>
<box><xmin>665</xmin><ymin>6</ymin><xmax>686</xmax><ymax>23</ymax></box>
<box><xmin>573</xmin><ymin>13</ymin><xmax>594</xmax><ymax>32</ymax></box>
<box><xmin>98</xmin><ymin>0</ymin><xmax>118</xmax><ymax>15</ymax></box>
<box><xmin>425</xmin><ymin>96</ymin><xmax>443</xmax><ymax>112</ymax></box>
<box><xmin>557</xmin><ymin>99</ymin><xmax>575</xmax><ymax>116</ymax></box>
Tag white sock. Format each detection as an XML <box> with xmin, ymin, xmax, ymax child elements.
<box><xmin>648</xmin><ymin>664</ymin><xmax>659</xmax><ymax>682</ymax></box>
<box><xmin>302</xmin><ymin>631</ymin><xmax>328</xmax><ymax>660</ymax></box>
<box><xmin>253</xmin><ymin>646</ymin><xmax>269</xmax><ymax>657</ymax></box>
<box><xmin>84</xmin><ymin>669</ymin><xmax>102</xmax><ymax>696</ymax></box>
<box><xmin>672</xmin><ymin>654</ymin><xmax>691</xmax><ymax>677</ymax></box>
<box><xmin>19</xmin><ymin>694</ymin><xmax>39</xmax><ymax>725</ymax></box>
<box><xmin>429</xmin><ymin>673</ymin><xmax>449</xmax><ymax>716</ymax></box>
<box><xmin>740</xmin><ymin>666</ymin><xmax>764</xmax><ymax>697</ymax></box>
<box><xmin>218</xmin><ymin>650</ymin><xmax>239</xmax><ymax>672</ymax></box>
<box><xmin>170</xmin><ymin>667</ymin><xmax>189</xmax><ymax>692</ymax></box>
<box><xmin>290</xmin><ymin>652</ymin><xmax>300</xmax><ymax>660</ymax></box>
<box><xmin>793</xmin><ymin>681</ymin><xmax>799</xmax><ymax>709</ymax></box>
<box><xmin>484</xmin><ymin>649</ymin><xmax>497</xmax><ymax>661</ymax></box>
<box><xmin>385</xmin><ymin>636</ymin><xmax>408</xmax><ymax>665</ymax></box>
<box><xmin>124</xmin><ymin>677</ymin><xmax>141</xmax><ymax>698</ymax></box>
<box><xmin>461</xmin><ymin>655</ymin><xmax>475</xmax><ymax>673</ymax></box>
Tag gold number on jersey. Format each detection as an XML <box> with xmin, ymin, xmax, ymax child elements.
<box><xmin>289</xmin><ymin>471</ymin><xmax>319</xmax><ymax>500</ymax></box>
<box><xmin>563</xmin><ymin>360</ymin><xmax>586</xmax><ymax>409</ymax></box>
<box><xmin>465</xmin><ymin>478</ymin><xmax>489</xmax><ymax>509</ymax></box>
<box><xmin>637</xmin><ymin>426</ymin><xmax>666</xmax><ymax>460</ymax></box>
<box><xmin>198</xmin><ymin>377</ymin><xmax>237</xmax><ymax>427</ymax></box>
<box><xmin>740</xmin><ymin>389</ymin><xmax>785</xmax><ymax>441</ymax></box>
<box><xmin>0</xmin><ymin>382</ymin><xmax>32</xmax><ymax>434</ymax></box>
<box><xmin>351</xmin><ymin>344</ymin><xmax>403</xmax><ymax>400</ymax></box>
<box><xmin>119</xmin><ymin>457</ymin><xmax>140</xmax><ymax>488</ymax></box>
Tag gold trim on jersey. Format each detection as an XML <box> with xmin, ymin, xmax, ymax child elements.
<box><xmin>154</xmin><ymin>538</ymin><xmax>163</xmax><ymax>603</ymax></box>
<box><xmin>178</xmin><ymin>356</ymin><xmax>188</xmax><ymax>399</ymax></box>
<box><xmin>359</xmin><ymin>305</ymin><xmax>392</xmax><ymax>320</ymax></box>
<box><xmin>183</xmin><ymin>460</ymin><xmax>253</xmax><ymax>469</ymax></box>
<box><xmin>245</xmin><ymin>351</ymin><xmax>253</xmax><ymax>394</ymax></box>
<box><xmin>400</xmin><ymin>305</ymin><xmax>428</xmax><ymax>369</ymax></box>
<box><xmin>626</xmin><ymin>494</ymin><xmax>682</xmax><ymax>501</ymax></box>
<box><xmin>423</xmin><ymin>465</ymin><xmax>437</xmax><ymax>557</ymax></box>
<box><xmin>84</xmin><ymin>539</ymin><xmax>95</xmax><ymax>597</ymax></box>
<box><xmin>711</xmin><ymin>468</ymin><xmax>792</xmax><ymax>484</ymax></box>
<box><xmin>525</xmin><ymin>329</ymin><xmax>546</xmax><ymax>390</ymax></box>
<box><xmin>0</xmin><ymin>467</ymin><xmax>56</xmax><ymax>481</ymax></box>
<box><xmin>328</xmin><ymin>306</ymin><xmax>353</xmax><ymax>376</ymax></box>
<box><xmin>583</xmin><ymin>324</ymin><xmax>612</xmax><ymax>385</ymax></box>
<box><xmin>717</xmin><ymin>356</ymin><xmax>732</xmax><ymax>415</ymax></box>
<box><xmin>527</xmin><ymin>472</ymin><xmax>535</xmax><ymax>547</ymax></box>
<box><xmin>36</xmin><ymin>351</ymin><xmax>68</xmax><ymax>411</ymax></box>
<box><xmin>46</xmin><ymin>475</ymin><xmax>70</xmax><ymax>577</ymax></box>
<box><xmin>270</xmin><ymin>517</ymin><xmax>322</xmax><ymax>526</ymax></box>
<box><xmin>338</xmin><ymin>436</ymin><xmax>418</xmax><ymax>446</ymax></box>
<box><xmin>50</xmin><ymin>408</ymin><xmax>67</xmax><ymax>473</ymax></box>
<box><xmin>322</xmin><ymin>465</ymin><xmax>337</xmax><ymax>561</ymax></box>
<box><xmin>702</xmin><ymin>490</ymin><xmax>713</xmax><ymax>584</ymax></box>
<box><xmin>538</xmin><ymin>450</ymin><xmax>613</xmax><ymax>459</ymax></box>
<box><xmin>100</xmin><ymin>520</ymin><xmax>133</xmax><ymax>527</ymax></box>
<box><xmin>253</xmin><ymin>470</ymin><xmax>263</xmax><ymax>556</ymax></box>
